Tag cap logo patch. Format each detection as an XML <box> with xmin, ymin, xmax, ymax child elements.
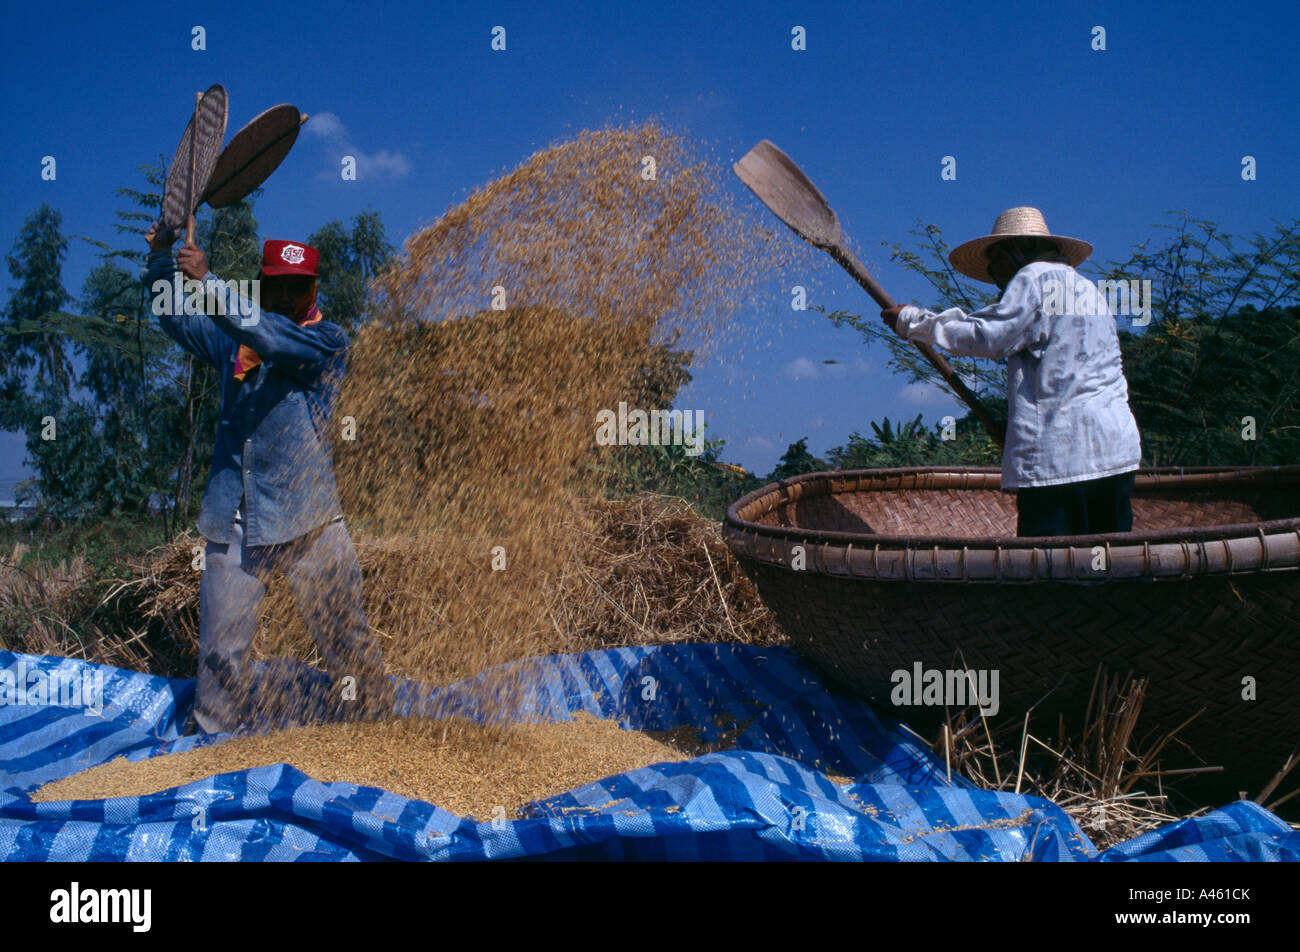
<box><xmin>281</xmin><ymin>245</ymin><xmax>306</xmax><ymax>264</ymax></box>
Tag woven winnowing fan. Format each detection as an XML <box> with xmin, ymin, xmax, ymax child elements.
<box><xmin>162</xmin><ymin>84</ymin><xmax>228</xmax><ymax>232</ymax></box>
<box><xmin>203</xmin><ymin>104</ymin><xmax>306</xmax><ymax>208</ymax></box>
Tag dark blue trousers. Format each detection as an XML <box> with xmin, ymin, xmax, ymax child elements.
<box><xmin>1015</xmin><ymin>471</ymin><xmax>1136</xmax><ymax>537</ymax></box>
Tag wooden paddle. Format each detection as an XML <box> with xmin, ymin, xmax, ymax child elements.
<box><xmin>733</xmin><ymin>140</ymin><xmax>1006</xmax><ymax>447</ymax></box>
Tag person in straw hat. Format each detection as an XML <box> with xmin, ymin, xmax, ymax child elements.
<box><xmin>143</xmin><ymin>221</ymin><xmax>394</xmax><ymax>733</ymax></box>
<box><xmin>881</xmin><ymin>207</ymin><xmax>1142</xmax><ymax>536</ymax></box>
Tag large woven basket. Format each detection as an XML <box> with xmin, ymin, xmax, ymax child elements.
<box><xmin>724</xmin><ymin>466</ymin><xmax>1300</xmax><ymax>798</ymax></box>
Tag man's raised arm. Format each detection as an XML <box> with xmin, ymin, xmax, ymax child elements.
<box><xmin>142</xmin><ymin>220</ymin><xmax>227</xmax><ymax>369</ymax></box>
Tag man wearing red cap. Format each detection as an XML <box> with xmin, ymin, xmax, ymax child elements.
<box><xmin>143</xmin><ymin>223</ymin><xmax>392</xmax><ymax>733</ymax></box>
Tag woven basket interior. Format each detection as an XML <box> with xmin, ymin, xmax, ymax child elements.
<box><xmin>751</xmin><ymin>485</ymin><xmax>1296</xmax><ymax>539</ymax></box>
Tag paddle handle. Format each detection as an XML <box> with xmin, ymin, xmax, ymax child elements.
<box><xmin>186</xmin><ymin>91</ymin><xmax>200</xmax><ymax>246</ymax></box>
<box><xmin>829</xmin><ymin>245</ymin><xmax>1007</xmax><ymax>448</ymax></box>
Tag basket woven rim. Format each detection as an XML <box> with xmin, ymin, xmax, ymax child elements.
<box><xmin>724</xmin><ymin>465</ymin><xmax>1300</xmax><ymax>549</ymax></box>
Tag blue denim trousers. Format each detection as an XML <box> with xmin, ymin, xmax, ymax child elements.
<box><xmin>195</xmin><ymin>509</ymin><xmax>390</xmax><ymax>733</ymax></box>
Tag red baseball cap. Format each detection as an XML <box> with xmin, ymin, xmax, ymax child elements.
<box><xmin>259</xmin><ymin>239</ymin><xmax>319</xmax><ymax>277</ymax></box>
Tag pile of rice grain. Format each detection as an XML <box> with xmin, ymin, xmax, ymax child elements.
<box><xmin>32</xmin><ymin>713</ymin><xmax>690</xmax><ymax>820</ymax></box>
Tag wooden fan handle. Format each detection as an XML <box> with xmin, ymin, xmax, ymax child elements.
<box><xmin>186</xmin><ymin>91</ymin><xmax>200</xmax><ymax>246</ymax></box>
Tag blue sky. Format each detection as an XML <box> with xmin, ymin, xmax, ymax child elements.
<box><xmin>1</xmin><ymin>0</ymin><xmax>1297</xmax><ymax>488</ymax></box>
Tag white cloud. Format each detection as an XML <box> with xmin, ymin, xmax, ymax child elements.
<box><xmin>899</xmin><ymin>381</ymin><xmax>950</xmax><ymax>405</ymax></box>
<box><xmin>305</xmin><ymin>111</ymin><xmax>411</xmax><ymax>182</ymax></box>
<box><xmin>366</xmin><ymin>150</ymin><xmax>412</xmax><ymax>178</ymax></box>
<box><xmin>781</xmin><ymin>356</ymin><xmax>819</xmax><ymax>380</ymax></box>
<box><xmin>303</xmin><ymin>111</ymin><xmax>345</xmax><ymax>138</ymax></box>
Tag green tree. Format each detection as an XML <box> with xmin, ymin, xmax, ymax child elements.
<box><xmin>598</xmin><ymin>428</ymin><xmax>759</xmax><ymax>521</ymax></box>
<box><xmin>1</xmin><ymin>205</ymin><xmax>74</xmax><ymax>397</ymax></box>
<box><xmin>767</xmin><ymin>437</ymin><xmax>825</xmax><ymax>481</ymax></box>
<box><xmin>1097</xmin><ymin>214</ymin><xmax>1300</xmax><ymax>465</ymax></box>
<box><xmin>825</xmin><ymin>411</ymin><xmax>1000</xmax><ymax>469</ymax></box>
<box><xmin>0</xmin><ymin>205</ymin><xmax>79</xmax><ymax>526</ymax></box>
<box><xmin>77</xmin><ymin>260</ymin><xmax>154</xmax><ymax>514</ymax></box>
<box><xmin>1120</xmin><ymin>305</ymin><xmax>1300</xmax><ymax>465</ymax></box>
<box><xmin>199</xmin><ymin>198</ymin><xmax>262</xmax><ymax>283</ymax></box>
<box><xmin>309</xmin><ymin>210</ymin><xmax>396</xmax><ymax>332</ymax></box>
<box><xmin>0</xmin><ymin>166</ymin><xmax>264</xmax><ymax>534</ymax></box>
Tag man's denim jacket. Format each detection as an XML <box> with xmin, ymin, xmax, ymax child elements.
<box><xmin>143</xmin><ymin>249</ymin><xmax>347</xmax><ymax>546</ymax></box>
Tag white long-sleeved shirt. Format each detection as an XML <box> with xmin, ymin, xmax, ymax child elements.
<box><xmin>896</xmin><ymin>261</ymin><xmax>1142</xmax><ymax>489</ymax></box>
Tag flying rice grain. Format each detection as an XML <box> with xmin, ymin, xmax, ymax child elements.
<box><xmin>59</xmin><ymin>121</ymin><xmax>804</xmax><ymax>808</ymax></box>
<box><xmin>275</xmin><ymin>119</ymin><xmax>796</xmax><ymax>734</ymax></box>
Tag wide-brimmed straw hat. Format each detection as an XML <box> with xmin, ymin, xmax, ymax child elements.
<box><xmin>949</xmin><ymin>207</ymin><xmax>1092</xmax><ymax>283</ymax></box>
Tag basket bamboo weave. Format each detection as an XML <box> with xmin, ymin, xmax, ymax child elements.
<box><xmin>724</xmin><ymin>466</ymin><xmax>1300</xmax><ymax>796</ymax></box>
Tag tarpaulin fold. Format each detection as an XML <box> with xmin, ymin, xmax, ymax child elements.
<box><xmin>2</xmin><ymin>645</ymin><xmax>1295</xmax><ymax>861</ymax></box>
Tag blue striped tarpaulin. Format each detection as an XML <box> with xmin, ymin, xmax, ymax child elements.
<box><xmin>1</xmin><ymin>645</ymin><xmax>1295</xmax><ymax>861</ymax></box>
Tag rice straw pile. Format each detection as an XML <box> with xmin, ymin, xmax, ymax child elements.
<box><xmin>911</xmin><ymin>666</ymin><xmax>1249</xmax><ymax>850</ymax></box>
<box><xmin>122</xmin><ymin>493</ymin><xmax>786</xmax><ymax>683</ymax></box>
